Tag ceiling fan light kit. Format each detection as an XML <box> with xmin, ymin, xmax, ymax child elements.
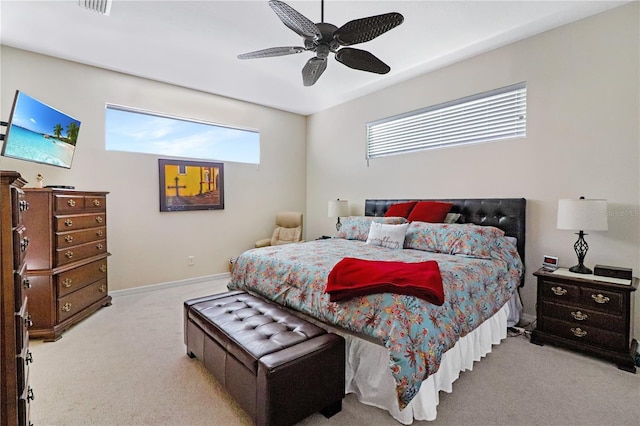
<box><xmin>238</xmin><ymin>0</ymin><xmax>404</xmax><ymax>86</ymax></box>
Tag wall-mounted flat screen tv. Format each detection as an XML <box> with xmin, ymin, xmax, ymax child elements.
<box><xmin>1</xmin><ymin>90</ymin><xmax>81</xmax><ymax>169</ymax></box>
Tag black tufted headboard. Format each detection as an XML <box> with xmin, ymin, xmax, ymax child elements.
<box><xmin>365</xmin><ymin>198</ymin><xmax>526</xmax><ymax>269</ymax></box>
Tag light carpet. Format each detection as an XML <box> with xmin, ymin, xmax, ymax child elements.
<box><xmin>29</xmin><ymin>278</ymin><xmax>640</xmax><ymax>425</ymax></box>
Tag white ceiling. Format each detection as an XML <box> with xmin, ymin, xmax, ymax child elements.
<box><xmin>0</xmin><ymin>0</ymin><xmax>630</xmax><ymax>115</ymax></box>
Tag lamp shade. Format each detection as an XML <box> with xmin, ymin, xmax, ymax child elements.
<box><xmin>328</xmin><ymin>199</ymin><xmax>349</xmax><ymax>217</ymax></box>
<box><xmin>557</xmin><ymin>198</ymin><xmax>608</xmax><ymax>231</ymax></box>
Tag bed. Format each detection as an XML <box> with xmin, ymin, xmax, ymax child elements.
<box><xmin>228</xmin><ymin>198</ymin><xmax>526</xmax><ymax>424</ymax></box>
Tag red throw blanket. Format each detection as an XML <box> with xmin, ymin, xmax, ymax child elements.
<box><xmin>326</xmin><ymin>257</ymin><xmax>445</xmax><ymax>305</ymax></box>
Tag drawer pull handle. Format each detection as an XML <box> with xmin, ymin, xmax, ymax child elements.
<box><xmin>65</xmin><ymin>251</ymin><xmax>74</xmax><ymax>259</ymax></box>
<box><xmin>96</xmin><ymin>230</ymin><xmax>104</xmax><ymax>237</ymax></box>
<box><xmin>21</xmin><ymin>237</ymin><xmax>29</xmax><ymax>252</ymax></box>
<box><xmin>100</xmin><ymin>264</ymin><xmax>107</xmax><ymax>273</ymax></box>
<box><xmin>27</xmin><ymin>387</ymin><xmax>34</xmax><ymax>401</ymax></box>
<box><xmin>19</xmin><ymin>200</ymin><xmax>29</xmax><ymax>211</ymax></box>
<box><xmin>96</xmin><ymin>216</ymin><xmax>104</xmax><ymax>224</ymax></box>
<box><xmin>96</xmin><ymin>243</ymin><xmax>103</xmax><ymax>250</ymax></box>
<box><xmin>65</xmin><ymin>235</ymin><xmax>74</xmax><ymax>243</ymax></box>
<box><xmin>570</xmin><ymin>327</ymin><xmax>587</xmax><ymax>338</ymax></box>
<box><xmin>23</xmin><ymin>277</ymin><xmax>31</xmax><ymax>289</ymax></box>
<box><xmin>61</xmin><ymin>302</ymin><xmax>72</xmax><ymax>312</ymax></box>
<box><xmin>26</xmin><ymin>314</ymin><xmax>33</xmax><ymax>328</ymax></box>
<box><xmin>551</xmin><ymin>286</ymin><xmax>567</xmax><ymax>296</ymax></box>
<box><xmin>99</xmin><ymin>284</ymin><xmax>107</xmax><ymax>293</ymax></box>
<box><xmin>65</xmin><ymin>219</ymin><xmax>73</xmax><ymax>227</ymax></box>
<box><xmin>93</xmin><ymin>199</ymin><xmax>101</xmax><ymax>207</ymax></box>
<box><xmin>571</xmin><ymin>311</ymin><xmax>588</xmax><ymax>321</ymax></box>
<box><xmin>26</xmin><ymin>350</ymin><xmax>33</xmax><ymax>365</ymax></box>
<box><xmin>67</xmin><ymin>199</ymin><xmax>76</xmax><ymax>207</ymax></box>
<box><xmin>62</xmin><ymin>278</ymin><xmax>73</xmax><ymax>288</ymax></box>
<box><xmin>591</xmin><ymin>294</ymin><xmax>610</xmax><ymax>304</ymax></box>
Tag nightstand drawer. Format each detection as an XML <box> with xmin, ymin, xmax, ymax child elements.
<box><xmin>540</xmin><ymin>279</ymin><xmax>580</xmax><ymax>302</ymax></box>
<box><xmin>541</xmin><ymin>301</ymin><xmax>624</xmax><ymax>330</ymax></box>
<box><xmin>578</xmin><ymin>287</ymin><xmax>623</xmax><ymax>315</ymax></box>
<box><xmin>544</xmin><ymin>317</ymin><xmax>627</xmax><ymax>351</ymax></box>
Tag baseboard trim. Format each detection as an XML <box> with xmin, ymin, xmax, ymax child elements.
<box><xmin>110</xmin><ymin>272</ymin><xmax>231</xmax><ymax>298</ymax></box>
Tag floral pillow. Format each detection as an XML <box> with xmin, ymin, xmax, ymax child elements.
<box><xmin>404</xmin><ymin>222</ymin><xmax>505</xmax><ymax>259</ymax></box>
<box><xmin>337</xmin><ymin>216</ymin><xmax>407</xmax><ymax>241</ymax></box>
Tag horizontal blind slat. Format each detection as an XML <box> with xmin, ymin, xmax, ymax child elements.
<box><xmin>367</xmin><ymin>83</ymin><xmax>526</xmax><ymax>158</ymax></box>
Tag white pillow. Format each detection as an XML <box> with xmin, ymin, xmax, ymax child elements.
<box><xmin>366</xmin><ymin>222</ymin><xmax>409</xmax><ymax>249</ymax></box>
<box><xmin>444</xmin><ymin>212</ymin><xmax>461</xmax><ymax>224</ymax></box>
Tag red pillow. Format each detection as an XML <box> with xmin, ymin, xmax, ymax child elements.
<box><xmin>407</xmin><ymin>201</ymin><xmax>453</xmax><ymax>223</ymax></box>
<box><xmin>384</xmin><ymin>201</ymin><xmax>418</xmax><ymax>218</ymax></box>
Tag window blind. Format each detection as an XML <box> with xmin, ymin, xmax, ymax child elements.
<box><xmin>366</xmin><ymin>82</ymin><xmax>526</xmax><ymax>159</ymax></box>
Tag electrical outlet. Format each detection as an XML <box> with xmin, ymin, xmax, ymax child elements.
<box><xmin>188</xmin><ymin>256</ymin><xmax>195</xmax><ymax>266</ymax></box>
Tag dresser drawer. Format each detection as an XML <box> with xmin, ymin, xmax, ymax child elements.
<box><xmin>11</xmin><ymin>186</ymin><xmax>28</xmax><ymax>226</ymax></box>
<box><xmin>17</xmin><ymin>346</ymin><xmax>33</xmax><ymax>395</ymax></box>
<box><xmin>15</xmin><ymin>299</ymin><xmax>30</xmax><ymax>351</ymax></box>
<box><xmin>54</xmin><ymin>194</ymin><xmax>86</xmax><ymax>212</ymax></box>
<box><xmin>55</xmin><ymin>239</ymin><xmax>107</xmax><ymax>266</ymax></box>
<box><xmin>544</xmin><ymin>317</ymin><xmax>627</xmax><ymax>351</ymax></box>
<box><xmin>57</xmin><ymin>258</ymin><xmax>108</xmax><ymax>297</ymax></box>
<box><xmin>55</xmin><ymin>212</ymin><xmax>106</xmax><ymax>231</ymax></box>
<box><xmin>58</xmin><ymin>279</ymin><xmax>108</xmax><ymax>322</ymax></box>
<box><xmin>13</xmin><ymin>224</ymin><xmax>29</xmax><ymax>269</ymax></box>
<box><xmin>18</xmin><ymin>385</ymin><xmax>34</xmax><ymax>426</ymax></box>
<box><xmin>13</xmin><ymin>262</ymin><xmax>29</xmax><ymax>312</ymax></box>
<box><xmin>56</xmin><ymin>226</ymin><xmax>107</xmax><ymax>249</ymax></box>
<box><xmin>84</xmin><ymin>195</ymin><xmax>107</xmax><ymax>211</ymax></box>
<box><xmin>578</xmin><ymin>286</ymin><xmax>623</xmax><ymax>315</ymax></box>
<box><xmin>541</xmin><ymin>301</ymin><xmax>624</xmax><ymax>330</ymax></box>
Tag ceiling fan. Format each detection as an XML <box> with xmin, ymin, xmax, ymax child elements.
<box><xmin>238</xmin><ymin>0</ymin><xmax>404</xmax><ymax>86</ymax></box>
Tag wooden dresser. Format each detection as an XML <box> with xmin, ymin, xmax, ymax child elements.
<box><xmin>531</xmin><ymin>267</ymin><xmax>638</xmax><ymax>372</ymax></box>
<box><xmin>23</xmin><ymin>188</ymin><xmax>111</xmax><ymax>341</ymax></box>
<box><xmin>1</xmin><ymin>171</ymin><xmax>34</xmax><ymax>426</ymax></box>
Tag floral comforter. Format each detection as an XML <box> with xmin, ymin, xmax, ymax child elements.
<box><xmin>228</xmin><ymin>237</ymin><xmax>522</xmax><ymax>408</ymax></box>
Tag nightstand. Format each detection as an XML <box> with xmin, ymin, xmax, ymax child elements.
<box><xmin>531</xmin><ymin>267</ymin><xmax>638</xmax><ymax>372</ymax></box>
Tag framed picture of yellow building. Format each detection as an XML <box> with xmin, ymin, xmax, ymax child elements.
<box><xmin>159</xmin><ymin>159</ymin><xmax>224</xmax><ymax>212</ymax></box>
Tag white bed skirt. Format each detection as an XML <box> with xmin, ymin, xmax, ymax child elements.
<box><xmin>337</xmin><ymin>302</ymin><xmax>510</xmax><ymax>424</ymax></box>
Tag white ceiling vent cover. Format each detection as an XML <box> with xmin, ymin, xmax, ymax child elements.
<box><xmin>78</xmin><ymin>0</ymin><xmax>112</xmax><ymax>16</ymax></box>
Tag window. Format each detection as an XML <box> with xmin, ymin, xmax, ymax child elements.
<box><xmin>105</xmin><ymin>105</ymin><xmax>260</xmax><ymax>164</ymax></box>
<box><xmin>366</xmin><ymin>82</ymin><xmax>526</xmax><ymax>159</ymax></box>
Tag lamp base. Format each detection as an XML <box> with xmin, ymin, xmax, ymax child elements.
<box><xmin>569</xmin><ymin>264</ymin><xmax>593</xmax><ymax>274</ymax></box>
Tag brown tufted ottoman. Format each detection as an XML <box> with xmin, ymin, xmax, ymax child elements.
<box><xmin>184</xmin><ymin>291</ymin><xmax>345</xmax><ymax>426</ymax></box>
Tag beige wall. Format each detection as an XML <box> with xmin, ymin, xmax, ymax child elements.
<box><xmin>306</xmin><ymin>3</ymin><xmax>640</xmax><ymax>334</ymax></box>
<box><xmin>0</xmin><ymin>46</ymin><xmax>308</xmax><ymax>290</ymax></box>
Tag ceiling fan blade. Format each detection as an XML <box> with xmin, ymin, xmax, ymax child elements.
<box><xmin>335</xmin><ymin>48</ymin><xmax>390</xmax><ymax>74</ymax></box>
<box><xmin>238</xmin><ymin>46</ymin><xmax>306</xmax><ymax>59</ymax></box>
<box><xmin>269</xmin><ymin>0</ymin><xmax>322</xmax><ymax>40</ymax></box>
<box><xmin>302</xmin><ymin>57</ymin><xmax>327</xmax><ymax>86</ymax></box>
<box><xmin>334</xmin><ymin>12</ymin><xmax>404</xmax><ymax>46</ymax></box>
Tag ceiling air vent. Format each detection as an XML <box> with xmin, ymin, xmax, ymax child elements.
<box><xmin>78</xmin><ymin>0</ymin><xmax>112</xmax><ymax>16</ymax></box>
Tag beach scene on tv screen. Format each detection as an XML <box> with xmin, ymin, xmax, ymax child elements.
<box><xmin>4</xmin><ymin>92</ymin><xmax>80</xmax><ymax>168</ymax></box>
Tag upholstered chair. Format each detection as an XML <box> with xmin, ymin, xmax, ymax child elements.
<box><xmin>255</xmin><ymin>211</ymin><xmax>303</xmax><ymax>248</ymax></box>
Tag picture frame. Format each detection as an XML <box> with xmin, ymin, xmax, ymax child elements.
<box><xmin>158</xmin><ymin>158</ymin><xmax>224</xmax><ymax>212</ymax></box>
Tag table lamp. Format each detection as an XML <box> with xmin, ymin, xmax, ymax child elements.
<box><xmin>328</xmin><ymin>199</ymin><xmax>349</xmax><ymax>231</ymax></box>
<box><xmin>557</xmin><ymin>197</ymin><xmax>608</xmax><ymax>274</ymax></box>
